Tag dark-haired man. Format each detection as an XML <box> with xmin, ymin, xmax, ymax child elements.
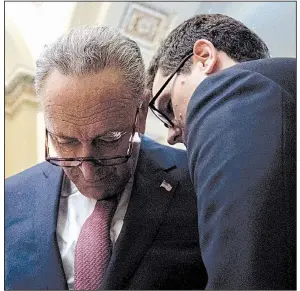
<box><xmin>147</xmin><ymin>14</ymin><xmax>296</xmax><ymax>289</ymax></box>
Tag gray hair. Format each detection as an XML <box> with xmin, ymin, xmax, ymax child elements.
<box><xmin>35</xmin><ymin>25</ymin><xmax>145</xmax><ymax>104</ymax></box>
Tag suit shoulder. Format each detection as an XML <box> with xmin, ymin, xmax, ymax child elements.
<box><xmin>240</xmin><ymin>57</ymin><xmax>296</xmax><ymax>70</ymax></box>
<box><xmin>141</xmin><ymin>135</ymin><xmax>188</xmax><ymax>168</ymax></box>
<box><xmin>235</xmin><ymin>58</ymin><xmax>296</xmax><ymax>97</ymax></box>
<box><xmin>190</xmin><ymin>58</ymin><xmax>295</xmax><ymax>106</ymax></box>
<box><xmin>236</xmin><ymin>58</ymin><xmax>296</xmax><ymax>77</ymax></box>
<box><xmin>5</xmin><ymin>162</ymin><xmax>49</xmax><ymax>189</ymax></box>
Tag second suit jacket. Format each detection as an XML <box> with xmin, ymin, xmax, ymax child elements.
<box><xmin>186</xmin><ymin>58</ymin><xmax>296</xmax><ymax>290</ymax></box>
<box><xmin>5</xmin><ymin>136</ymin><xmax>208</xmax><ymax>290</ymax></box>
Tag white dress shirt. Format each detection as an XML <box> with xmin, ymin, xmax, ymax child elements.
<box><xmin>56</xmin><ymin>138</ymin><xmax>140</xmax><ymax>290</ymax></box>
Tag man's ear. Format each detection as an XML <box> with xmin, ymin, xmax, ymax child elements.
<box><xmin>192</xmin><ymin>39</ymin><xmax>218</xmax><ymax>74</ymax></box>
<box><xmin>137</xmin><ymin>89</ymin><xmax>151</xmax><ymax>134</ymax></box>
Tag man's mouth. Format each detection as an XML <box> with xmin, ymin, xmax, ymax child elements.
<box><xmin>83</xmin><ymin>173</ymin><xmax>112</xmax><ymax>185</ymax></box>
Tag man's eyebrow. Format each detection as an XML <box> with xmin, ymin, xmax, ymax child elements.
<box><xmin>49</xmin><ymin>130</ymin><xmax>126</xmax><ymax>140</ymax></box>
<box><xmin>49</xmin><ymin>132</ymin><xmax>77</xmax><ymax>140</ymax></box>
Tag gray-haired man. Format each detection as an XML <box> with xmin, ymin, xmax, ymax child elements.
<box><xmin>5</xmin><ymin>25</ymin><xmax>208</xmax><ymax>290</ymax></box>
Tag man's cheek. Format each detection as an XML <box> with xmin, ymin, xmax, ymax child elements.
<box><xmin>63</xmin><ymin>167</ymin><xmax>78</xmax><ymax>179</ymax></box>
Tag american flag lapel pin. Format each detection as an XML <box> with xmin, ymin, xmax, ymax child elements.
<box><xmin>160</xmin><ymin>180</ymin><xmax>172</xmax><ymax>192</ymax></box>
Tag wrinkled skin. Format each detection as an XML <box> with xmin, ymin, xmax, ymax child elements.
<box><xmin>42</xmin><ymin>68</ymin><xmax>147</xmax><ymax>200</ymax></box>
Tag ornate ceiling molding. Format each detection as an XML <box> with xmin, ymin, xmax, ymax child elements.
<box><xmin>119</xmin><ymin>2</ymin><xmax>174</xmax><ymax>52</ymax></box>
<box><xmin>5</xmin><ymin>68</ymin><xmax>38</xmax><ymax>115</ymax></box>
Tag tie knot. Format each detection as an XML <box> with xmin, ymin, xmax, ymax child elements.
<box><xmin>96</xmin><ymin>197</ymin><xmax>118</xmax><ymax>213</ymax></box>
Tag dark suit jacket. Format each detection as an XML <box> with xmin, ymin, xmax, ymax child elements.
<box><xmin>186</xmin><ymin>58</ymin><xmax>296</xmax><ymax>289</ymax></box>
<box><xmin>5</xmin><ymin>136</ymin><xmax>207</xmax><ymax>290</ymax></box>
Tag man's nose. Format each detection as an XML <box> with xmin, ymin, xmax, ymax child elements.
<box><xmin>79</xmin><ymin>161</ymin><xmax>97</xmax><ymax>180</ymax></box>
<box><xmin>78</xmin><ymin>144</ymin><xmax>97</xmax><ymax>180</ymax></box>
<box><xmin>80</xmin><ymin>143</ymin><xmax>95</xmax><ymax>157</ymax></box>
<box><xmin>167</xmin><ymin>127</ymin><xmax>183</xmax><ymax>145</ymax></box>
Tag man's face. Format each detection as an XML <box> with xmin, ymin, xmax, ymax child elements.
<box><xmin>152</xmin><ymin>65</ymin><xmax>205</xmax><ymax>145</ymax></box>
<box><xmin>42</xmin><ymin>68</ymin><xmax>142</xmax><ymax>200</ymax></box>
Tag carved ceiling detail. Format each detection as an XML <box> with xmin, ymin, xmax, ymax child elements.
<box><xmin>5</xmin><ymin>70</ymin><xmax>38</xmax><ymax>115</ymax></box>
<box><xmin>119</xmin><ymin>3</ymin><xmax>172</xmax><ymax>51</ymax></box>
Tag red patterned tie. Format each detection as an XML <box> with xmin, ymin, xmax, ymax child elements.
<box><xmin>74</xmin><ymin>198</ymin><xmax>117</xmax><ymax>290</ymax></box>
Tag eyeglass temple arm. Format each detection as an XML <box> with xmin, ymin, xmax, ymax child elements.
<box><xmin>149</xmin><ymin>51</ymin><xmax>194</xmax><ymax>107</ymax></box>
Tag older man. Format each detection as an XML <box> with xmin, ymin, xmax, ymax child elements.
<box><xmin>147</xmin><ymin>14</ymin><xmax>296</xmax><ymax>289</ymax></box>
<box><xmin>5</xmin><ymin>26</ymin><xmax>207</xmax><ymax>290</ymax></box>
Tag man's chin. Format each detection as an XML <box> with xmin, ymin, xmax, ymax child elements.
<box><xmin>77</xmin><ymin>183</ymin><xmax>107</xmax><ymax>200</ymax></box>
<box><xmin>77</xmin><ymin>182</ymin><xmax>126</xmax><ymax>200</ymax></box>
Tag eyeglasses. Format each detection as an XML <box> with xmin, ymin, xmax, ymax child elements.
<box><xmin>45</xmin><ymin>109</ymin><xmax>139</xmax><ymax>167</ymax></box>
<box><xmin>149</xmin><ymin>51</ymin><xmax>194</xmax><ymax>128</ymax></box>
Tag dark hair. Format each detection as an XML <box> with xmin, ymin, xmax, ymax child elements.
<box><xmin>146</xmin><ymin>14</ymin><xmax>270</xmax><ymax>90</ymax></box>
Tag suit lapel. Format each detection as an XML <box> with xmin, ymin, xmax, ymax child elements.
<box><xmin>32</xmin><ymin>139</ymin><xmax>180</xmax><ymax>290</ymax></box>
<box><xmin>101</xmin><ymin>147</ymin><xmax>179</xmax><ymax>289</ymax></box>
<box><xmin>34</xmin><ymin>163</ymin><xmax>68</xmax><ymax>290</ymax></box>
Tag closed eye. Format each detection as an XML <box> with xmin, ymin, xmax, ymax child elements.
<box><xmin>166</xmin><ymin>100</ymin><xmax>175</xmax><ymax>118</ymax></box>
<box><xmin>95</xmin><ymin>132</ymin><xmax>126</xmax><ymax>143</ymax></box>
<box><xmin>50</xmin><ymin>133</ymin><xmax>79</xmax><ymax>145</ymax></box>
<box><xmin>55</xmin><ymin>139</ymin><xmax>79</xmax><ymax>145</ymax></box>
<box><xmin>166</xmin><ymin>100</ymin><xmax>173</xmax><ymax>113</ymax></box>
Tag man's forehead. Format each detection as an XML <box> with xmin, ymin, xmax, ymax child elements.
<box><xmin>42</xmin><ymin>69</ymin><xmax>138</xmax><ymax>119</ymax></box>
<box><xmin>42</xmin><ymin>69</ymin><xmax>137</xmax><ymax>136</ymax></box>
<box><xmin>43</xmin><ymin>69</ymin><xmax>128</xmax><ymax>102</ymax></box>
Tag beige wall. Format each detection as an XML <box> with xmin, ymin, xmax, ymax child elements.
<box><xmin>5</xmin><ymin>91</ymin><xmax>38</xmax><ymax>178</ymax></box>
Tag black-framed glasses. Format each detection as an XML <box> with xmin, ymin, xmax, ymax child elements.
<box><xmin>45</xmin><ymin>109</ymin><xmax>139</xmax><ymax>167</ymax></box>
<box><xmin>149</xmin><ymin>51</ymin><xmax>194</xmax><ymax>128</ymax></box>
